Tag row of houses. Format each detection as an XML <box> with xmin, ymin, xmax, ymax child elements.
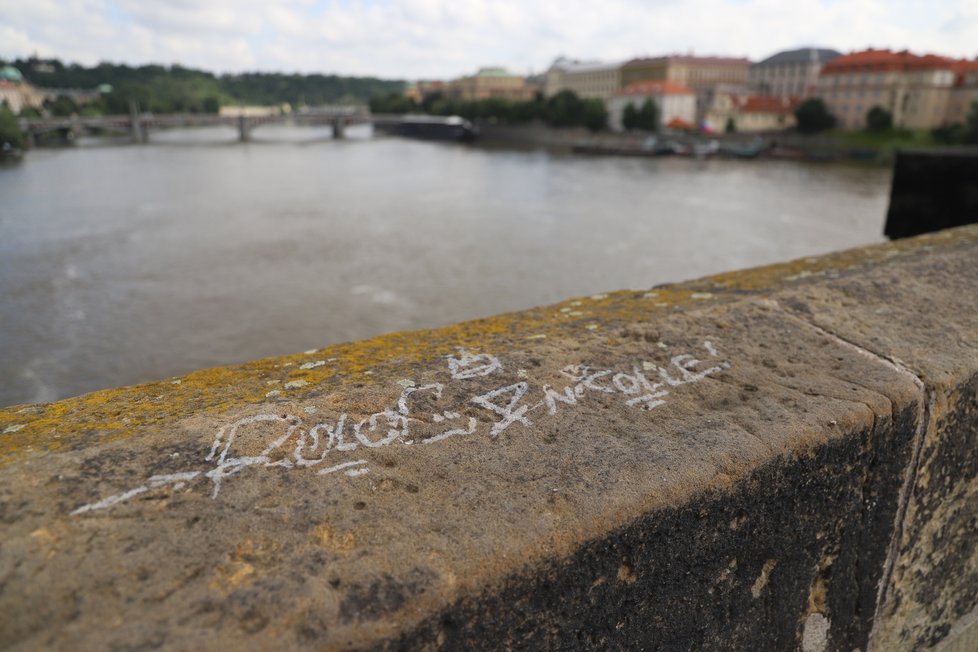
<box><xmin>406</xmin><ymin>46</ymin><xmax>978</xmax><ymax>133</ymax></box>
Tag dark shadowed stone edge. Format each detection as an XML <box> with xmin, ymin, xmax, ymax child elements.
<box><xmin>875</xmin><ymin>373</ymin><xmax>978</xmax><ymax>650</ymax></box>
<box><xmin>379</xmin><ymin>404</ymin><xmax>919</xmax><ymax>652</ymax></box>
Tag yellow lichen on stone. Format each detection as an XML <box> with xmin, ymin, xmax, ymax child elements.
<box><xmin>2</xmin><ymin>224</ymin><xmax>976</xmax><ymax>468</ymax></box>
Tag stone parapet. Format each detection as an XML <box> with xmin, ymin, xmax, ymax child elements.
<box><xmin>1</xmin><ymin>225</ymin><xmax>977</xmax><ymax>650</ymax></box>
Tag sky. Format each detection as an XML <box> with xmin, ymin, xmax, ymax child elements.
<box><xmin>1</xmin><ymin>0</ymin><xmax>977</xmax><ymax>80</ymax></box>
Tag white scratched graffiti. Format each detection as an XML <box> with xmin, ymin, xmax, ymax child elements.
<box><xmin>70</xmin><ymin>340</ymin><xmax>730</xmax><ymax>515</ymax></box>
<box><xmin>448</xmin><ymin>348</ymin><xmax>501</xmax><ymax>380</ymax></box>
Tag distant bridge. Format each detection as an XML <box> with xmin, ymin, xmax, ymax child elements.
<box><xmin>17</xmin><ymin>107</ymin><xmax>467</xmax><ymax>144</ymax></box>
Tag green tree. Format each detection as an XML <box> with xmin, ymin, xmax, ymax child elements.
<box><xmin>965</xmin><ymin>100</ymin><xmax>978</xmax><ymax>145</ymax></box>
<box><xmin>427</xmin><ymin>97</ymin><xmax>457</xmax><ymax>116</ymax></box>
<box><xmin>46</xmin><ymin>95</ymin><xmax>79</xmax><ymax>117</ymax></box>
<box><xmin>543</xmin><ymin>91</ymin><xmax>606</xmax><ymax>130</ymax></box>
<box><xmin>622</xmin><ymin>103</ymin><xmax>638</xmax><ymax>131</ymax></box>
<box><xmin>865</xmin><ymin>105</ymin><xmax>893</xmax><ymax>131</ymax></box>
<box><xmin>634</xmin><ymin>98</ymin><xmax>659</xmax><ymax>132</ymax></box>
<box><xmin>794</xmin><ymin>98</ymin><xmax>836</xmax><ymax>134</ymax></box>
<box><xmin>365</xmin><ymin>89</ymin><xmax>605</xmax><ymax>130</ymax></box>
<box><xmin>725</xmin><ymin>117</ymin><xmax>737</xmax><ymax>134</ymax></box>
<box><xmin>581</xmin><ymin>98</ymin><xmax>608</xmax><ymax>131</ymax></box>
<box><xmin>931</xmin><ymin>124</ymin><xmax>965</xmax><ymax>145</ymax></box>
<box><xmin>202</xmin><ymin>96</ymin><xmax>220</xmax><ymax>114</ymax></box>
<box><xmin>0</xmin><ymin>103</ymin><xmax>26</xmax><ymax>150</ymax></box>
<box><xmin>507</xmin><ymin>97</ymin><xmax>542</xmax><ymax>123</ymax></box>
<box><xmin>10</xmin><ymin>57</ymin><xmax>405</xmax><ymax>114</ymax></box>
<box><xmin>544</xmin><ymin>90</ymin><xmax>583</xmax><ymax>127</ymax></box>
<box><xmin>368</xmin><ymin>92</ymin><xmax>418</xmax><ymax>114</ymax></box>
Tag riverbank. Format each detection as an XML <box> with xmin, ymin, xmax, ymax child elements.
<box><xmin>476</xmin><ymin>122</ymin><xmax>953</xmax><ymax>164</ymax></box>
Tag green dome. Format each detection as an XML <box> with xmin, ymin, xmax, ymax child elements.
<box><xmin>0</xmin><ymin>66</ymin><xmax>23</xmax><ymax>83</ymax></box>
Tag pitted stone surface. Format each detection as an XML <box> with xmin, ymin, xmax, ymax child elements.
<box><xmin>775</xmin><ymin>239</ymin><xmax>978</xmax><ymax>651</ymax></box>
<box><xmin>0</xmin><ymin>225</ymin><xmax>976</xmax><ymax>650</ymax></box>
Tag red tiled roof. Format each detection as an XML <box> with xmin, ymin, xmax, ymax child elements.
<box><xmin>821</xmin><ymin>49</ymin><xmax>955</xmax><ymax>75</ymax></box>
<box><xmin>952</xmin><ymin>59</ymin><xmax>978</xmax><ymax>72</ymax></box>
<box><xmin>718</xmin><ymin>94</ymin><xmax>800</xmax><ymax>114</ymax></box>
<box><xmin>616</xmin><ymin>80</ymin><xmax>694</xmax><ymax>96</ymax></box>
<box><xmin>951</xmin><ymin>59</ymin><xmax>978</xmax><ymax>87</ymax></box>
<box><xmin>739</xmin><ymin>95</ymin><xmax>801</xmax><ymax>113</ymax></box>
<box><xmin>666</xmin><ymin>117</ymin><xmax>694</xmax><ymax>129</ymax></box>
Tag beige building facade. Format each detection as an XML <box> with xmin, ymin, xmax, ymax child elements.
<box><xmin>621</xmin><ymin>56</ymin><xmax>749</xmax><ymax>120</ymax></box>
<box><xmin>0</xmin><ymin>66</ymin><xmax>44</xmax><ymax>114</ymax></box>
<box><xmin>816</xmin><ymin>49</ymin><xmax>959</xmax><ymax>130</ymax></box>
<box><xmin>404</xmin><ymin>80</ymin><xmax>445</xmax><ymax>104</ymax></box>
<box><xmin>704</xmin><ymin>94</ymin><xmax>800</xmax><ymax>132</ymax></box>
<box><xmin>544</xmin><ymin>58</ymin><xmax>623</xmax><ymax>99</ymax></box>
<box><xmin>605</xmin><ymin>81</ymin><xmax>696</xmax><ymax>131</ymax></box>
<box><xmin>621</xmin><ymin>56</ymin><xmax>750</xmax><ymax>90</ymax></box>
<box><xmin>219</xmin><ymin>105</ymin><xmax>288</xmax><ymax>118</ymax></box>
<box><xmin>0</xmin><ymin>81</ymin><xmax>28</xmax><ymax>113</ymax></box>
<box><xmin>446</xmin><ymin>68</ymin><xmax>533</xmax><ymax>102</ymax></box>
<box><xmin>946</xmin><ymin>61</ymin><xmax>978</xmax><ymax>126</ymax></box>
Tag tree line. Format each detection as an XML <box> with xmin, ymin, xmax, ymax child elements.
<box><xmin>1</xmin><ymin>57</ymin><xmax>406</xmax><ymax>116</ymax></box>
<box><xmin>370</xmin><ymin>90</ymin><xmax>609</xmax><ymax>131</ymax></box>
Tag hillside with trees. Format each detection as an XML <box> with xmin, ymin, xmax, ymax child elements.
<box><xmin>1</xmin><ymin>57</ymin><xmax>406</xmax><ymax>115</ymax></box>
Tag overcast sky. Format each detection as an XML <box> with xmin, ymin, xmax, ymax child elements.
<box><xmin>1</xmin><ymin>0</ymin><xmax>976</xmax><ymax>79</ymax></box>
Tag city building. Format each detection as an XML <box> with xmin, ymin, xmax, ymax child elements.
<box><xmin>946</xmin><ymin>59</ymin><xmax>978</xmax><ymax>126</ymax></box>
<box><xmin>544</xmin><ymin>57</ymin><xmax>624</xmax><ymax>99</ymax></box>
<box><xmin>621</xmin><ymin>56</ymin><xmax>750</xmax><ymax>120</ymax></box>
<box><xmin>605</xmin><ymin>81</ymin><xmax>695</xmax><ymax>131</ymax></box>
<box><xmin>445</xmin><ymin>67</ymin><xmax>534</xmax><ymax>102</ymax></box>
<box><xmin>404</xmin><ymin>80</ymin><xmax>445</xmax><ymax>104</ymax></box>
<box><xmin>749</xmin><ymin>47</ymin><xmax>841</xmax><ymax>98</ymax></box>
<box><xmin>621</xmin><ymin>56</ymin><xmax>750</xmax><ymax>89</ymax></box>
<box><xmin>704</xmin><ymin>93</ymin><xmax>800</xmax><ymax>132</ymax></box>
<box><xmin>816</xmin><ymin>49</ymin><xmax>957</xmax><ymax>130</ymax></box>
<box><xmin>0</xmin><ymin>80</ymin><xmax>24</xmax><ymax>113</ymax></box>
<box><xmin>0</xmin><ymin>65</ymin><xmax>44</xmax><ymax>114</ymax></box>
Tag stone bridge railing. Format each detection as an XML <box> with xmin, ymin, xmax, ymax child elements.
<box><xmin>2</xmin><ymin>225</ymin><xmax>978</xmax><ymax>650</ymax></box>
<box><xmin>19</xmin><ymin>109</ymin><xmax>373</xmax><ymax>144</ymax></box>
<box><xmin>17</xmin><ymin>111</ymin><xmax>465</xmax><ymax>145</ymax></box>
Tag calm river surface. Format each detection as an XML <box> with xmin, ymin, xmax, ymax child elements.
<box><xmin>0</xmin><ymin>125</ymin><xmax>892</xmax><ymax>407</ymax></box>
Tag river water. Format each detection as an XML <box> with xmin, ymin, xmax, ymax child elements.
<box><xmin>0</xmin><ymin>125</ymin><xmax>892</xmax><ymax>407</ymax></box>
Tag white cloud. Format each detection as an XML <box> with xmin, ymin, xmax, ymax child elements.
<box><xmin>0</xmin><ymin>0</ymin><xmax>975</xmax><ymax>79</ymax></box>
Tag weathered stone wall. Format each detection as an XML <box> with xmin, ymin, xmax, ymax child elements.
<box><xmin>1</xmin><ymin>225</ymin><xmax>977</xmax><ymax>651</ymax></box>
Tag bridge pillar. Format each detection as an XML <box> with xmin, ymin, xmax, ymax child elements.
<box><xmin>331</xmin><ymin>117</ymin><xmax>346</xmax><ymax>139</ymax></box>
<box><xmin>69</xmin><ymin>115</ymin><xmax>82</xmax><ymax>144</ymax></box>
<box><xmin>128</xmin><ymin>101</ymin><xmax>147</xmax><ymax>144</ymax></box>
<box><xmin>238</xmin><ymin>115</ymin><xmax>251</xmax><ymax>142</ymax></box>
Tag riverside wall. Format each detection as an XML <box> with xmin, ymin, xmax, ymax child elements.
<box><xmin>1</xmin><ymin>225</ymin><xmax>978</xmax><ymax>650</ymax></box>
